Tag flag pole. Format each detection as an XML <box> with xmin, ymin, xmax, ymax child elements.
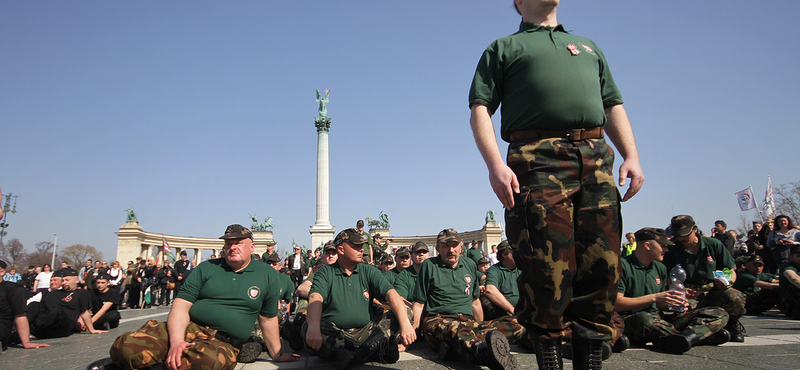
<box><xmin>750</xmin><ymin>185</ymin><xmax>765</xmax><ymax>223</ymax></box>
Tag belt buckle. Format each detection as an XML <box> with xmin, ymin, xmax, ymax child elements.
<box><xmin>566</xmin><ymin>128</ymin><xmax>585</xmax><ymax>141</ymax></box>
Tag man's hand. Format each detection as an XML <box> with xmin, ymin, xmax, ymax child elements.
<box><xmin>399</xmin><ymin>319</ymin><xmax>417</xmax><ymax>347</ymax></box>
<box><xmin>22</xmin><ymin>342</ymin><xmax>50</xmax><ymax>349</ymax></box>
<box><xmin>166</xmin><ymin>341</ymin><xmax>195</xmax><ymax>370</ymax></box>
<box><xmin>305</xmin><ymin>325</ymin><xmax>322</xmax><ymax>351</ymax></box>
<box><xmin>713</xmin><ymin>279</ymin><xmax>730</xmax><ymax>290</ymax></box>
<box><xmin>685</xmin><ymin>288</ymin><xmax>698</xmax><ymax>299</ymax></box>
<box><xmin>617</xmin><ymin>157</ymin><xmax>643</xmax><ymax>202</ymax></box>
<box><xmin>655</xmin><ymin>290</ymin><xmax>688</xmax><ymax>310</ymax></box>
<box><xmin>489</xmin><ymin>165</ymin><xmax>520</xmax><ymax>210</ymax></box>
<box><xmin>275</xmin><ymin>353</ymin><xmax>301</xmax><ymax>362</ymax></box>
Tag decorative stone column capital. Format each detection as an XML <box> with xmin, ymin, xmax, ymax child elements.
<box><xmin>315</xmin><ymin>117</ymin><xmax>331</xmax><ymax>132</ymax></box>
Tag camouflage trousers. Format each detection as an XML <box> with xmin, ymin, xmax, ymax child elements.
<box><xmin>505</xmin><ymin>137</ymin><xmax>621</xmax><ymax>342</ymax></box>
<box><xmin>690</xmin><ymin>286</ymin><xmax>746</xmax><ymax>318</ymax></box>
<box><xmin>745</xmin><ymin>289</ymin><xmax>779</xmax><ymax>315</ymax></box>
<box><xmin>421</xmin><ymin>313</ymin><xmax>528</xmax><ymax>361</ymax></box>
<box><xmin>622</xmin><ymin>307</ymin><xmax>729</xmax><ymax>343</ymax></box>
<box><xmin>109</xmin><ymin>319</ymin><xmax>239</xmax><ymax>370</ymax></box>
<box><xmin>301</xmin><ymin>307</ymin><xmax>412</xmax><ymax>359</ymax></box>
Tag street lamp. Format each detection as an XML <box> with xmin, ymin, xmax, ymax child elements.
<box><xmin>0</xmin><ymin>193</ymin><xmax>18</xmax><ymax>246</ymax></box>
<box><xmin>51</xmin><ymin>234</ymin><xmax>58</xmax><ymax>268</ymax></box>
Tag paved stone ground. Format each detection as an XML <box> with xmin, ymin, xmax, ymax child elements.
<box><xmin>2</xmin><ymin>306</ymin><xmax>799</xmax><ymax>370</ymax></box>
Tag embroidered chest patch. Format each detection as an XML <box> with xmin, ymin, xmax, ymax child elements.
<box><xmin>248</xmin><ymin>286</ymin><xmax>261</xmax><ymax>300</ymax></box>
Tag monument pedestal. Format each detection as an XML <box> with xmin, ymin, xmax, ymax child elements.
<box><xmin>252</xmin><ymin>230</ymin><xmax>275</xmax><ymax>257</ymax></box>
<box><xmin>310</xmin><ymin>224</ymin><xmax>336</xmax><ymax>250</ymax></box>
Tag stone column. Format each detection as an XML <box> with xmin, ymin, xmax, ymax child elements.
<box><xmin>309</xmin><ymin>116</ymin><xmax>335</xmax><ymax>249</ymax></box>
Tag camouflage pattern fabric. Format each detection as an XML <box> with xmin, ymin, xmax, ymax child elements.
<box><xmin>301</xmin><ymin>306</ymin><xmax>412</xmax><ymax>358</ymax></box>
<box><xmin>504</xmin><ymin>137</ymin><xmax>621</xmax><ymax>342</ymax></box>
<box><xmin>109</xmin><ymin>319</ymin><xmax>239</xmax><ymax>370</ymax></box>
<box><xmin>745</xmin><ymin>289</ymin><xmax>779</xmax><ymax>315</ymax></box>
<box><xmin>688</xmin><ymin>285</ymin><xmax>746</xmax><ymax>318</ymax></box>
<box><xmin>421</xmin><ymin>313</ymin><xmax>530</xmax><ymax>361</ymax></box>
<box><xmin>622</xmin><ymin>307</ymin><xmax>729</xmax><ymax>343</ymax></box>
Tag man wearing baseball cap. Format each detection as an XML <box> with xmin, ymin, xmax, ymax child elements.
<box><xmin>394</xmin><ymin>241</ymin><xmax>430</xmax><ymax>302</ymax></box>
<box><xmin>356</xmin><ymin>220</ymin><xmax>374</xmax><ymax>264</ymax></box>
<box><xmin>105</xmin><ymin>224</ymin><xmax>298</xmax><ymax>370</ymax></box>
<box><xmin>304</xmin><ymin>228</ymin><xmax>415</xmax><ymax>369</ymax></box>
<box><xmin>732</xmin><ymin>255</ymin><xmax>779</xmax><ymax>315</ymax></box>
<box><xmin>384</xmin><ymin>247</ymin><xmax>411</xmax><ymax>285</ymax></box>
<box><xmin>663</xmin><ymin>215</ymin><xmax>746</xmax><ymax>342</ymax></box>
<box><xmin>412</xmin><ymin>229</ymin><xmax>525</xmax><ymax>370</ymax></box>
<box><xmin>482</xmin><ymin>241</ymin><xmax>520</xmax><ymax>321</ymax></box>
<box><xmin>616</xmin><ymin>227</ymin><xmax>730</xmax><ymax>354</ymax></box>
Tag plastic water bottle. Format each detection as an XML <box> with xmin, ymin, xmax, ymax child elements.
<box><xmin>668</xmin><ymin>264</ymin><xmax>687</xmax><ymax>313</ymax></box>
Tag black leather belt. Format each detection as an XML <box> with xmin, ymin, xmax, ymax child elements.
<box><xmin>510</xmin><ymin>127</ymin><xmax>604</xmax><ymax>142</ymax></box>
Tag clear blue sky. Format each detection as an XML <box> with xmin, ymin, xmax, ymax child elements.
<box><xmin>2</xmin><ymin>1</ymin><xmax>798</xmax><ymax>260</ymax></box>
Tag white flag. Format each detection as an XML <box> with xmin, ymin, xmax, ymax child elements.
<box><xmin>763</xmin><ymin>176</ymin><xmax>776</xmax><ymax>221</ymax></box>
<box><xmin>735</xmin><ymin>187</ymin><xmax>756</xmax><ymax>211</ymax></box>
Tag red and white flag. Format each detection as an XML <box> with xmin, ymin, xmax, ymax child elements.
<box><xmin>763</xmin><ymin>176</ymin><xmax>776</xmax><ymax>221</ymax></box>
<box><xmin>735</xmin><ymin>187</ymin><xmax>756</xmax><ymax>211</ymax></box>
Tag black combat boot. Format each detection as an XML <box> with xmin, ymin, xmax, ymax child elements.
<box><xmin>653</xmin><ymin>329</ymin><xmax>699</xmax><ymax>354</ymax></box>
<box><xmin>701</xmin><ymin>328</ymin><xmax>730</xmax><ymax>345</ymax></box>
<box><xmin>611</xmin><ymin>334</ymin><xmax>629</xmax><ymax>353</ymax></box>
<box><xmin>725</xmin><ymin>316</ymin><xmax>745</xmax><ymax>342</ymax></box>
<box><xmin>571</xmin><ymin>337</ymin><xmax>604</xmax><ymax>370</ymax></box>
<box><xmin>337</xmin><ymin>331</ymin><xmax>386</xmax><ymax>370</ymax></box>
<box><xmin>533</xmin><ymin>339</ymin><xmax>563</xmax><ymax>370</ymax></box>
<box><xmin>562</xmin><ymin>340</ymin><xmax>612</xmax><ymax>360</ymax></box>
<box><xmin>471</xmin><ymin>330</ymin><xmax>517</xmax><ymax>370</ymax></box>
<box><xmin>85</xmin><ymin>358</ymin><xmax>123</xmax><ymax>370</ymax></box>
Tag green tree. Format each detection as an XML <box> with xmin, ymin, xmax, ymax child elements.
<box><xmin>0</xmin><ymin>238</ymin><xmax>27</xmax><ymax>269</ymax></box>
<box><xmin>61</xmin><ymin>244</ymin><xmax>103</xmax><ymax>270</ymax></box>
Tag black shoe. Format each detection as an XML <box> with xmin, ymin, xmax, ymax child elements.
<box><xmin>481</xmin><ymin>330</ymin><xmax>516</xmax><ymax>370</ymax></box>
<box><xmin>652</xmin><ymin>334</ymin><xmax>692</xmax><ymax>354</ymax></box>
<box><xmin>726</xmin><ymin>317</ymin><xmax>746</xmax><ymax>342</ymax></box>
<box><xmin>534</xmin><ymin>339</ymin><xmax>563</xmax><ymax>370</ymax></box>
<box><xmin>701</xmin><ymin>329</ymin><xmax>730</xmax><ymax>346</ymax></box>
<box><xmin>438</xmin><ymin>341</ymin><xmax>452</xmax><ymax>360</ymax></box>
<box><xmin>563</xmin><ymin>340</ymin><xmax>612</xmax><ymax>360</ymax></box>
<box><xmin>379</xmin><ymin>340</ymin><xmax>400</xmax><ymax>364</ymax></box>
<box><xmin>336</xmin><ymin>349</ymin><xmax>355</xmax><ymax>370</ymax></box>
<box><xmin>86</xmin><ymin>358</ymin><xmax>122</xmax><ymax>370</ymax></box>
<box><xmin>236</xmin><ymin>341</ymin><xmax>263</xmax><ymax>363</ymax></box>
<box><xmin>612</xmin><ymin>334</ymin><xmax>629</xmax><ymax>353</ymax></box>
<box><xmin>99</xmin><ymin>322</ymin><xmax>110</xmax><ymax>331</ymax></box>
<box><xmin>571</xmin><ymin>338</ymin><xmax>604</xmax><ymax>370</ymax></box>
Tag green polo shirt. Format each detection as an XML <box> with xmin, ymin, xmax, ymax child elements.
<box><xmin>469</xmin><ymin>22</ymin><xmax>623</xmax><ymax>142</ymax></box>
<box><xmin>467</xmin><ymin>247</ymin><xmax>486</xmax><ymax>265</ymax></box>
<box><xmin>732</xmin><ymin>270</ymin><xmax>775</xmax><ymax>295</ymax></box>
<box><xmin>484</xmin><ymin>263</ymin><xmax>521</xmax><ymax>307</ymax></box>
<box><xmin>394</xmin><ymin>265</ymin><xmax>420</xmax><ymax>301</ymax></box>
<box><xmin>384</xmin><ymin>267</ymin><xmax>403</xmax><ymax>285</ymax></box>
<box><xmin>617</xmin><ymin>253</ymin><xmax>668</xmax><ymax>315</ymax></box>
<box><xmin>662</xmin><ymin>235</ymin><xmax>735</xmax><ymax>284</ymax></box>
<box><xmin>778</xmin><ymin>261</ymin><xmax>800</xmax><ymax>298</ymax></box>
<box><xmin>310</xmin><ymin>261</ymin><xmax>393</xmax><ymax>329</ymax></box>
<box><xmin>177</xmin><ymin>257</ymin><xmax>280</xmax><ymax>342</ymax></box>
<box><xmin>413</xmin><ymin>256</ymin><xmax>480</xmax><ymax>315</ymax></box>
<box><xmin>278</xmin><ymin>272</ymin><xmax>294</xmax><ymax>302</ymax></box>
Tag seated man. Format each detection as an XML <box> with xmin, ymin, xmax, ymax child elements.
<box><xmin>383</xmin><ymin>247</ymin><xmax>411</xmax><ymax>285</ymax></box>
<box><xmin>778</xmin><ymin>245</ymin><xmax>800</xmax><ymax>319</ymax></box>
<box><xmin>394</xmin><ymin>241</ymin><xmax>429</xmax><ymax>302</ymax></box>
<box><xmin>303</xmin><ymin>228</ymin><xmax>415</xmax><ymax>369</ymax></box>
<box><xmin>412</xmin><ymin>229</ymin><xmax>524</xmax><ymax>370</ymax></box>
<box><xmin>616</xmin><ymin>228</ymin><xmax>730</xmax><ymax>354</ymax></box>
<box><xmin>106</xmin><ymin>224</ymin><xmax>298</xmax><ymax>370</ymax></box>
<box><xmin>90</xmin><ymin>273</ymin><xmax>122</xmax><ymax>330</ymax></box>
<box><xmin>481</xmin><ymin>241</ymin><xmax>520</xmax><ymax>321</ymax></box>
<box><xmin>732</xmin><ymin>255</ymin><xmax>779</xmax><ymax>315</ymax></box>
<box><xmin>27</xmin><ymin>268</ymin><xmax>106</xmax><ymax>339</ymax></box>
<box><xmin>0</xmin><ymin>260</ymin><xmax>50</xmax><ymax>351</ymax></box>
<box><xmin>664</xmin><ymin>215</ymin><xmax>746</xmax><ymax>342</ymax></box>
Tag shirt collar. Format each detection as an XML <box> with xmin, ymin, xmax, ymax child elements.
<box><xmin>625</xmin><ymin>253</ymin><xmax>651</xmax><ymax>270</ymax></box>
<box><xmin>519</xmin><ymin>22</ymin><xmax>567</xmax><ymax>33</ymax></box>
<box><xmin>331</xmin><ymin>261</ymin><xmax>360</xmax><ymax>276</ymax></box>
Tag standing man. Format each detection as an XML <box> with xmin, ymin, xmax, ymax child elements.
<box><xmin>287</xmin><ymin>244</ymin><xmax>308</xmax><ymax>289</ymax></box>
<box><xmin>173</xmin><ymin>251</ymin><xmax>190</xmax><ymax>295</ymax></box>
<box><xmin>303</xmin><ymin>228</ymin><xmax>415</xmax><ymax>369</ymax></box>
<box><xmin>261</xmin><ymin>241</ymin><xmax>279</xmax><ymax>263</ymax></box>
<box><xmin>712</xmin><ymin>220</ymin><xmax>735</xmax><ymax>257</ymax></box>
<box><xmin>356</xmin><ymin>220</ymin><xmax>374</xmax><ymax>264</ymax></box>
<box><xmin>468</xmin><ymin>1</ymin><xmax>643</xmax><ymax>368</ymax></box>
<box><xmin>616</xmin><ymin>228</ymin><xmax>730</xmax><ymax>354</ymax></box>
<box><xmin>663</xmin><ymin>215</ymin><xmax>746</xmax><ymax>342</ymax></box>
<box><xmin>106</xmin><ymin>224</ymin><xmax>297</xmax><ymax>369</ymax></box>
<box><xmin>467</xmin><ymin>240</ymin><xmax>486</xmax><ymax>265</ymax></box>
